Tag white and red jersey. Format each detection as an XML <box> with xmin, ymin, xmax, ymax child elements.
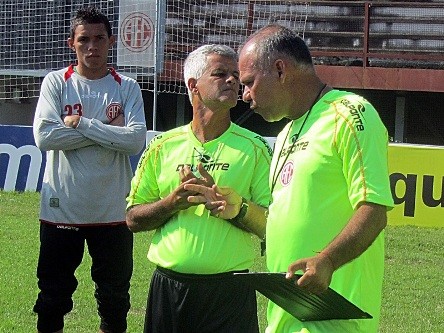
<box><xmin>33</xmin><ymin>65</ymin><xmax>146</xmax><ymax>225</ymax></box>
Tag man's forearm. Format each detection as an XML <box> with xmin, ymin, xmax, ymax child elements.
<box><xmin>126</xmin><ymin>199</ymin><xmax>177</xmax><ymax>233</ymax></box>
<box><xmin>320</xmin><ymin>202</ymin><xmax>387</xmax><ymax>270</ymax></box>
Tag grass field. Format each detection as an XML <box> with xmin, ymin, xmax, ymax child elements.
<box><xmin>0</xmin><ymin>191</ymin><xmax>443</xmax><ymax>332</ymax></box>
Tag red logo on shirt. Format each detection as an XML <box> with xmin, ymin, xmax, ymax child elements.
<box><xmin>106</xmin><ymin>103</ymin><xmax>123</xmax><ymax>121</ymax></box>
<box><xmin>280</xmin><ymin>161</ymin><xmax>294</xmax><ymax>186</ymax></box>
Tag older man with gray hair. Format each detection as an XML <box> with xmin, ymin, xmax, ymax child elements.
<box><xmin>126</xmin><ymin>44</ymin><xmax>272</xmax><ymax>333</ymax></box>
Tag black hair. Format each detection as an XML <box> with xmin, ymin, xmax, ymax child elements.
<box><xmin>70</xmin><ymin>6</ymin><xmax>112</xmax><ymax>39</ymax></box>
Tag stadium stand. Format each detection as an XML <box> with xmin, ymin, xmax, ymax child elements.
<box><xmin>0</xmin><ymin>0</ymin><xmax>443</xmax><ymax>143</ymax></box>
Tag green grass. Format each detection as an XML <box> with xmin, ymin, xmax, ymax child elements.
<box><xmin>0</xmin><ymin>191</ymin><xmax>443</xmax><ymax>332</ymax></box>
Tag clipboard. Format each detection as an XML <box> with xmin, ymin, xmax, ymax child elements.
<box><xmin>234</xmin><ymin>272</ymin><xmax>372</xmax><ymax>321</ymax></box>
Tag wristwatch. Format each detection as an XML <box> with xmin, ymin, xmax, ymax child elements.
<box><xmin>229</xmin><ymin>197</ymin><xmax>249</xmax><ymax>224</ymax></box>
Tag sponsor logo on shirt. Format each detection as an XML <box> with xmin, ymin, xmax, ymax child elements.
<box><xmin>340</xmin><ymin>98</ymin><xmax>366</xmax><ymax>131</ymax></box>
<box><xmin>49</xmin><ymin>198</ymin><xmax>59</xmax><ymax>207</ymax></box>
<box><xmin>81</xmin><ymin>90</ymin><xmax>100</xmax><ymax>99</ymax></box>
<box><xmin>279</xmin><ymin>140</ymin><xmax>309</xmax><ymax>158</ymax></box>
<box><xmin>176</xmin><ymin>147</ymin><xmax>230</xmax><ymax>172</ymax></box>
<box><xmin>57</xmin><ymin>225</ymin><xmax>80</xmax><ymax>231</ymax></box>
<box><xmin>176</xmin><ymin>163</ymin><xmax>230</xmax><ymax>172</ymax></box>
<box><xmin>193</xmin><ymin>147</ymin><xmax>213</xmax><ymax>164</ymax></box>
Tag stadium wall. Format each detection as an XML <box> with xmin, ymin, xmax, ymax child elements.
<box><xmin>1</xmin><ymin>125</ymin><xmax>442</xmax><ymax>228</ymax></box>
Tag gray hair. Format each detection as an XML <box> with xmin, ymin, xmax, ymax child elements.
<box><xmin>183</xmin><ymin>44</ymin><xmax>238</xmax><ymax>103</ymax></box>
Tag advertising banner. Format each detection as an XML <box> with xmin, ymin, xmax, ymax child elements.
<box><xmin>388</xmin><ymin>144</ymin><xmax>443</xmax><ymax>228</ymax></box>
<box><xmin>117</xmin><ymin>0</ymin><xmax>157</xmax><ymax>67</ymax></box>
<box><xmin>0</xmin><ymin>125</ymin><xmax>44</xmax><ymax>191</ymax></box>
<box><xmin>1</xmin><ymin>127</ymin><xmax>442</xmax><ymax>228</ymax></box>
<box><xmin>0</xmin><ymin>125</ymin><xmax>141</xmax><ymax>192</ymax></box>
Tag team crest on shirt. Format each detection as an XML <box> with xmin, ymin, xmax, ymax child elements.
<box><xmin>280</xmin><ymin>160</ymin><xmax>294</xmax><ymax>186</ymax></box>
<box><xmin>106</xmin><ymin>102</ymin><xmax>123</xmax><ymax>121</ymax></box>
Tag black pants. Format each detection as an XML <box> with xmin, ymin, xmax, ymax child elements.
<box><xmin>145</xmin><ymin>266</ymin><xmax>260</xmax><ymax>333</ymax></box>
<box><xmin>34</xmin><ymin>222</ymin><xmax>133</xmax><ymax>333</ymax></box>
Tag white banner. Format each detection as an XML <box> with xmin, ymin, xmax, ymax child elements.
<box><xmin>117</xmin><ymin>0</ymin><xmax>157</xmax><ymax>67</ymax></box>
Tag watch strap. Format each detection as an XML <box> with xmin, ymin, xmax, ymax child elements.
<box><xmin>228</xmin><ymin>197</ymin><xmax>248</xmax><ymax>225</ymax></box>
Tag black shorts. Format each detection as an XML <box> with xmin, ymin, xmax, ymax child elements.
<box><xmin>144</xmin><ymin>266</ymin><xmax>260</xmax><ymax>333</ymax></box>
<box><xmin>33</xmin><ymin>222</ymin><xmax>133</xmax><ymax>333</ymax></box>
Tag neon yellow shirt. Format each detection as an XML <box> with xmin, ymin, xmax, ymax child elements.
<box><xmin>266</xmin><ymin>90</ymin><xmax>394</xmax><ymax>333</ymax></box>
<box><xmin>127</xmin><ymin>122</ymin><xmax>272</xmax><ymax>274</ymax></box>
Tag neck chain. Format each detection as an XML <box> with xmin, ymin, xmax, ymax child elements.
<box><xmin>270</xmin><ymin>83</ymin><xmax>327</xmax><ymax>196</ymax></box>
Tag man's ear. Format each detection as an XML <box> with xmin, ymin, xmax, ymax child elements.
<box><xmin>275</xmin><ymin>59</ymin><xmax>285</xmax><ymax>82</ymax></box>
<box><xmin>67</xmin><ymin>38</ymin><xmax>75</xmax><ymax>51</ymax></box>
<box><xmin>188</xmin><ymin>78</ymin><xmax>198</xmax><ymax>94</ymax></box>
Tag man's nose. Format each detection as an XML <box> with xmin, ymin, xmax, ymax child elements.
<box><xmin>88</xmin><ymin>42</ymin><xmax>98</xmax><ymax>50</ymax></box>
<box><xmin>226</xmin><ymin>75</ymin><xmax>238</xmax><ymax>85</ymax></box>
<box><xmin>242</xmin><ymin>87</ymin><xmax>251</xmax><ymax>102</ymax></box>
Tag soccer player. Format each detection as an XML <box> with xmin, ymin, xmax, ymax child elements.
<box><xmin>237</xmin><ymin>24</ymin><xmax>394</xmax><ymax>333</ymax></box>
<box><xmin>126</xmin><ymin>44</ymin><xmax>271</xmax><ymax>333</ymax></box>
<box><xmin>32</xmin><ymin>7</ymin><xmax>146</xmax><ymax>333</ymax></box>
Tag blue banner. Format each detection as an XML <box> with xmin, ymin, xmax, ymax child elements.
<box><xmin>0</xmin><ymin>125</ymin><xmax>45</xmax><ymax>191</ymax></box>
<box><xmin>0</xmin><ymin>125</ymin><xmax>142</xmax><ymax>192</ymax></box>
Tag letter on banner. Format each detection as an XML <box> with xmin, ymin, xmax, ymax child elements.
<box><xmin>117</xmin><ymin>0</ymin><xmax>157</xmax><ymax>67</ymax></box>
<box><xmin>0</xmin><ymin>144</ymin><xmax>42</xmax><ymax>191</ymax></box>
<box><xmin>388</xmin><ymin>144</ymin><xmax>444</xmax><ymax>228</ymax></box>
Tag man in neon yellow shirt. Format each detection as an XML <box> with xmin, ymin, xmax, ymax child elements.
<box><xmin>126</xmin><ymin>44</ymin><xmax>271</xmax><ymax>332</ymax></box>
<box><xmin>237</xmin><ymin>25</ymin><xmax>394</xmax><ymax>332</ymax></box>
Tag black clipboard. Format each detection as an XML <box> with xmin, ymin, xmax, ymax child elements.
<box><xmin>234</xmin><ymin>272</ymin><xmax>372</xmax><ymax>321</ymax></box>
